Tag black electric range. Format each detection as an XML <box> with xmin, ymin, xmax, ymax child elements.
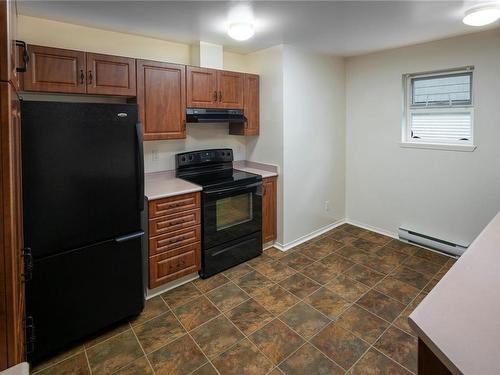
<box><xmin>176</xmin><ymin>149</ymin><xmax>263</xmax><ymax>278</ymax></box>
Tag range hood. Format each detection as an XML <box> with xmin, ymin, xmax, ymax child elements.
<box><xmin>186</xmin><ymin>108</ymin><xmax>245</xmax><ymax>124</ymax></box>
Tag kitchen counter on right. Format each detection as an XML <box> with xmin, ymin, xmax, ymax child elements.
<box><xmin>409</xmin><ymin>211</ymin><xmax>500</xmax><ymax>374</ymax></box>
<box><xmin>233</xmin><ymin>160</ymin><xmax>279</xmax><ymax>178</ymax></box>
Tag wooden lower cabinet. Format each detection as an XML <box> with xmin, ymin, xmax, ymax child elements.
<box><xmin>0</xmin><ymin>82</ymin><xmax>25</xmax><ymax>369</ymax></box>
<box><xmin>148</xmin><ymin>192</ymin><xmax>201</xmax><ymax>288</ymax></box>
<box><xmin>418</xmin><ymin>338</ymin><xmax>452</xmax><ymax>375</ymax></box>
<box><xmin>149</xmin><ymin>243</ymin><xmax>200</xmax><ymax>288</ymax></box>
<box><xmin>262</xmin><ymin>176</ymin><xmax>277</xmax><ymax>243</ymax></box>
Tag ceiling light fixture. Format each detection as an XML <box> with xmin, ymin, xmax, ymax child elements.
<box><xmin>463</xmin><ymin>6</ymin><xmax>500</xmax><ymax>26</ymax></box>
<box><xmin>227</xmin><ymin>22</ymin><xmax>255</xmax><ymax>41</ymax></box>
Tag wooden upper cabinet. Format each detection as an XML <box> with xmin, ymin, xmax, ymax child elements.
<box><xmin>186</xmin><ymin>66</ymin><xmax>218</xmax><ymax>108</ymax></box>
<box><xmin>23</xmin><ymin>45</ymin><xmax>86</xmax><ymax>94</ymax></box>
<box><xmin>229</xmin><ymin>73</ymin><xmax>259</xmax><ymax>136</ymax></box>
<box><xmin>86</xmin><ymin>53</ymin><xmax>136</xmax><ymax>96</ymax></box>
<box><xmin>262</xmin><ymin>176</ymin><xmax>277</xmax><ymax>244</ymax></box>
<box><xmin>243</xmin><ymin>74</ymin><xmax>259</xmax><ymax>135</ymax></box>
<box><xmin>137</xmin><ymin>60</ymin><xmax>186</xmax><ymax>140</ymax></box>
<box><xmin>217</xmin><ymin>70</ymin><xmax>244</xmax><ymax>109</ymax></box>
<box><xmin>1</xmin><ymin>0</ymin><xmax>22</xmax><ymax>91</ymax></box>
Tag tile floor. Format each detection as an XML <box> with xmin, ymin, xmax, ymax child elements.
<box><xmin>31</xmin><ymin>224</ymin><xmax>456</xmax><ymax>375</ymax></box>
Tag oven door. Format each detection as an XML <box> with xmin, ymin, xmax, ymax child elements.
<box><xmin>203</xmin><ymin>181</ymin><xmax>262</xmax><ymax>249</ymax></box>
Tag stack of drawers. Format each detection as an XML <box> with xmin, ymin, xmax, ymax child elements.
<box><xmin>148</xmin><ymin>192</ymin><xmax>201</xmax><ymax>288</ymax></box>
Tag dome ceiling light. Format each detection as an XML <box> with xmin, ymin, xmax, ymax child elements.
<box><xmin>227</xmin><ymin>22</ymin><xmax>255</xmax><ymax>41</ymax></box>
<box><xmin>463</xmin><ymin>5</ymin><xmax>500</xmax><ymax>26</ymax></box>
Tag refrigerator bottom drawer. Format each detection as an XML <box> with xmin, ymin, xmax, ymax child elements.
<box><xmin>26</xmin><ymin>235</ymin><xmax>144</xmax><ymax>364</ymax></box>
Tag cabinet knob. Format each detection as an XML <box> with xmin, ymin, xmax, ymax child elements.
<box><xmin>80</xmin><ymin>70</ymin><xmax>85</xmax><ymax>84</ymax></box>
<box><xmin>219</xmin><ymin>91</ymin><xmax>222</xmax><ymax>102</ymax></box>
<box><xmin>88</xmin><ymin>70</ymin><xmax>93</xmax><ymax>85</ymax></box>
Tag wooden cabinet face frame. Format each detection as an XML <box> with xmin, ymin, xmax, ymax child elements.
<box><xmin>0</xmin><ymin>82</ymin><xmax>25</xmax><ymax>369</ymax></box>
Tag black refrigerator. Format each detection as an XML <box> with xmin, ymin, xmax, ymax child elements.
<box><xmin>21</xmin><ymin>101</ymin><xmax>145</xmax><ymax>363</ymax></box>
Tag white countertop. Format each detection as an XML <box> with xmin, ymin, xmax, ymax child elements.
<box><xmin>233</xmin><ymin>160</ymin><xmax>279</xmax><ymax>178</ymax></box>
<box><xmin>145</xmin><ymin>170</ymin><xmax>201</xmax><ymax>200</ymax></box>
<box><xmin>145</xmin><ymin>161</ymin><xmax>278</xmax><ymax>200</ymax></box>
<box><xmin>409</xmin><ymin>211</ymin><xmax>500</xmax><ymax>375</ymax></box>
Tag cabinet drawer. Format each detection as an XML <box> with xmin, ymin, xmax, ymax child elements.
<box><xmin>149</xmin><ymin>226</ymin><xmax>201</xmax><ymax>256</ymax></box>
<box><xmin>149</xmin><ymin>209</ymin><xmax>200</xmax><ymax>237</ymax></box>
<box><xmin>149</xmin><ymin>244</ymin><xmax>200</xmax><ymax>288</ymax></box>
<box><xmin>149</xmin><ymin>192</ymin><xmax>200</xmax><ymax>218</ymax></box>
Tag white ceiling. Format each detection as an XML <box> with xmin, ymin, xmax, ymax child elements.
<box><xmin>17</xmin><ymin>0</ymin><xmax>500</xmax><ymax>56</ymax></box>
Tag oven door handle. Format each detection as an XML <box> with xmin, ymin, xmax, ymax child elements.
<box><xmin>204</xmin><ymin>181</ymin><xmax>262</xmax><ymax>196</ymax></box>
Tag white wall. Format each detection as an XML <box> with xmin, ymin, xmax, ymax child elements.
<box><xmin>245</xmin><ymin>45</ymin><xmax>346</xmax><ymax>247</ymax></box>
<box><xmin>246</xmin><ymin>46</ymin><xmax>285</xmax><ymax>243</ymax></box>
<box><xmin>282</xmin><ymin>46</ymin><xmax>345</xmax><ymax>245</ymax></box>
<box><xmin>345</xmin><ymin>28</ymin><xmax>500</xmax><ymax>245</ymax></box>
<box><xmin>17</xmin><ymin>15</ymin><xmax>250</xmax><ymax>173</ymax></box>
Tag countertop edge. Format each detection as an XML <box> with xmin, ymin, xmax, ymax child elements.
<box><xmin>408</xmin><ymin>317</ymin><xmax>462</xmax><ymax>375</ymax></box>
<box><xmin>408</xmin><ymin>211</ymin><xmax>500</xmax><ymax>375</ymax></box>
<box><xmin>146</xmin><ymin>186</ymin><xmax>202</xmax><ymax>201</ymax></box>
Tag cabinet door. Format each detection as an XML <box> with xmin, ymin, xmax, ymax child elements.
<box><xmin>86</xmin><ymin>53</ymin><xmax>136</xmax><ymax>96</ymax></box>
<box><xmin>262</xmin><ymin>176</ymin><xmax>277</xmax><ymax>243</ymax></box>
<box><xmin>217</xmin><ymin>70</ymin><xmax>244</xmax><ymax>109</ymax></box>
<box><xmin>0</xmin><ymin>0</ymin><xmax>21</xmax><ymax>91</ymax></box>
<box><xmin>137</xmin><ymin>60</ymin><xmax>186</xmax><ymax>140</ymax></box>
<box><xmin>186</xmin><ymin>66</ymin><xmax>218</xmax><ymax>108</ymax></box>
<box><xmin>23</xmin><ymin>45</ymin><xmax>86</xmax><ymax>94</ymax></box>
<box><xmin>0</xmin><ymin>82</ymin><xmax>25</xmax><ymax>369</ymax></box>
<box><xmin>244</xmin><ymin>74</ymin><xmax>259</xmax><ymax>134</ymax></box>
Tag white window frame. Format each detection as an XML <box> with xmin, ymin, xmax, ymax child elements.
<box><xmin>401</xmin><ymin>67</ymin><xmax>476</xmax><ymax>152</ymax></box>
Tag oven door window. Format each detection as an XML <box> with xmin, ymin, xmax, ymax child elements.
<box><xmin>216</xmin><ymin>193</ymin><xmax>253</xmax><ymax>231</ymax></box>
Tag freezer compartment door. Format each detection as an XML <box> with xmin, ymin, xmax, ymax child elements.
<box><xmin>25</xmin><ymin>233</ymin><xmax>144</xmax><ymax>363</ymax></box>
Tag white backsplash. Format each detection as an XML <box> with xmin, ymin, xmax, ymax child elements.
<box><xmin>143</xmin><ymin>123</ymin><xmax>248</xmax><ymax>173</ymax></box>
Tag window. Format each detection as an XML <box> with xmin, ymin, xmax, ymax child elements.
<box><xmin>402</xmin><ymin>68</ymin><xmax>475</xmax><ymax>150</ymax></box>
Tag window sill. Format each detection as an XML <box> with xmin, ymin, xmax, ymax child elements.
<box><xmin>399</xmin><ymin>142</ymin><xmax>477</xmax><ymax>152</ymax></box>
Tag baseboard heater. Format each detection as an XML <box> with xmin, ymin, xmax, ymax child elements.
<box><xmin>398</xmin><ymin>227</ymin><xmax>467</xmax><ymax>257</ymax></box>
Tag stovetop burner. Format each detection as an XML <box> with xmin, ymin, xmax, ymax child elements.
<box><xmin>175</xmin><ymin>149</ymin><xmax>261</xmax><ymax>189</ymax></box>
<box><xmin>179</xmin><ymin>169</ymin><xmax>260</xmax><ymax>189</ymax></box>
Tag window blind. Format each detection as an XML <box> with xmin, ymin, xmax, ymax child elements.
<box><xmin>410</xmin><ymin>112</ymin><xmax>472</xmax><ymax>143</ymax></box>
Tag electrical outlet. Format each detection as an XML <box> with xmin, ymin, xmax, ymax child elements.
<box><xmin>324</xmin><ymin>200</ymin><xmax>330</xmax><ymax>211</ymax></box>
<box><xmin>152</xmin><ymin>150</ymin><xmax>159</xmax><ymax>161</ymax></box>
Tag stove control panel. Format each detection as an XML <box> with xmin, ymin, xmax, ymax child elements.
<box><xmin>176</xmin><ymin>148</ymin><xmax>233</xmax><ymax>168</ymax></box>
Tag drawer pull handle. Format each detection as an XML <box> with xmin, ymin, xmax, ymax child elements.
<box><xmin>169</xmin><ymin>236</ymin><xmax>185</xmax><ymax>244</ymax></box>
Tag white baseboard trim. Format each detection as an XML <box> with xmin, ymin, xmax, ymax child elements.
<box><xmin>274</xmin><ymin>218</ymin><xmax>346</xmax><ymax>251</ymax></box>
<box><xmin>146</xmin><ymin>273</ymin><xmax>199</xmax><ymax>300</ymax></box>
<box><xmin>344</xmin><ymin>218</ymin><xmax>457</xmax><ymax>258</ymax></box>
<box><xmin>263</xmin><ymin>241</ymin><xmax>275</xmax><ymax>250</ymax></box>
<box><xmin>345</xmin><ymin>218</ymin><xmax>398</xmax><ymax>239</ymax></box>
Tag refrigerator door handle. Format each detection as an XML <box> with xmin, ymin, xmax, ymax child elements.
<box><xmin>135</xmin><ymin>122</ymin><xmax>145</xmax><ymax>211</ymax></box>
<box><xmin>115</xmin><ymin>231</ymin><xmax>144</xmax><ymax>243</ymax></box>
